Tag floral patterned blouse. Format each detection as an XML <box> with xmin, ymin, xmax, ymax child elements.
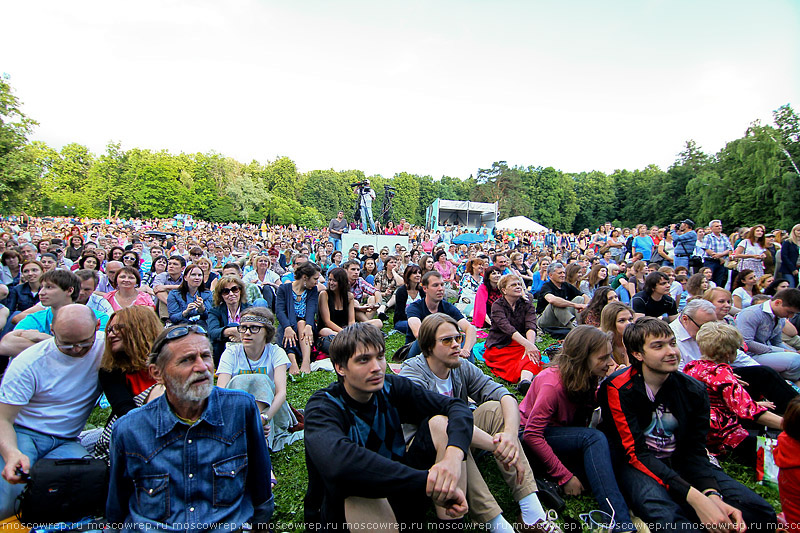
<box><xmin>683</xmin><ymin>359</ymin><xmax>766</xmax><ymax>455</ymax></box>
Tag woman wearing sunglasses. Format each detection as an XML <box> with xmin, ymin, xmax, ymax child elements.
<box><xmin>208</xmin><ymin>276</ymin><xmax>251</xmax><ymax>364</ymax></box>
<box><xmin>216</xmin><ymin>307</ymin><xmax>302</xmax><ymax>453</ymax></box>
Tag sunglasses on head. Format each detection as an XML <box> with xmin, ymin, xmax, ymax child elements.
<box><xmin>150</xmin><ymin>325</ymin><xmax>208</xmax><ymax>361</ymax></box>
<box><xmin>221</xmin><ymin>286</ymin><xmax>240</xmax><ymax>295</ymax></box>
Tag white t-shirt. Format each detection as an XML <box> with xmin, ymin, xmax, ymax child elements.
<box><xmin>243</xmin><ymin>269</ymin><xmax>280</xmax><ymax>286</ymax></box>
<box><xmin>432</xmin><ymin>373</ymin><xmax>454</xmax><ymax>398</ymax></box>
<box><xmin>0</xmin><ymin>334</ymin><xmax>104</xmax><ymax>439</ymax></box>
<box><xmin>732</xmin><ymin>287</ymin><xmax>753</xmax><ymax>309</ymax></box>
<box><xmin>216</xmin><ymin>343</ymin><xmax>290</xmax><ymax>383</ymax></box>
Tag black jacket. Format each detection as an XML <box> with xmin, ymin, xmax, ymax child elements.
<box><xmin>304</xmin><ymin>374</ymin><xmax>473</xmax><ymax>531</ymax></box>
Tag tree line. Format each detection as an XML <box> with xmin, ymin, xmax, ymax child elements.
<box><xmin>1</xmin><ymin>78</ymin><xmax>798</xmax><ymax>231</ymax></box>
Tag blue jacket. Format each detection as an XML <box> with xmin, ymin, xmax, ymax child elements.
<box><xmin>735</xmin><ymin>301</ymin><xmax>791</xmax><ymax>354</ymax></box>
<box><xmin>275</xmin><ymin>282</ymin><xmax>319</xmax><ymax>334</ymax></box>
<box><xmin>5</xmin><ymin>283</ymin><xmax>39</xmax><ymax>314</ymax></box>
<box><xmin>107</xmin><ymin>387</ymin><xmax>273</xmax><ymax>530</ymax></box>
<box><xmin>671</xmin><ymin>230</ymin><xmax>698</xmax><ymax>257</ymax></box>
<box><xmin>167</xmin><ymin>289</ymin><xmax>214</xmax><ymax>327</ymax></box>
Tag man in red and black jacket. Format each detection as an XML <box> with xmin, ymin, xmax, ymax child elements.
<box><xmin>598</xmin><ymin>317</ymin><xmax>776</xmax><ymax>532</ymax></box>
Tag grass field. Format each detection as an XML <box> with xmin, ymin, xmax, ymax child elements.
<box><xmin>87</xmin><ymin>319</ymin><xmax>782</xmax><ymax>531</ymax></box>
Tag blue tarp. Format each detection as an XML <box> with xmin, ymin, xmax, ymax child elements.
<box><xmin>453</xmin><ymin>233</ymin><xmax>489</xmax><ymax>245</ymax></box>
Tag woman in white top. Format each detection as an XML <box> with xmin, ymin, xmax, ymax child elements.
<box><xmin>734</xmin><ymin>225</ymin><xmax>767</xmax><ymax>278</ymax></box>
<box><xmin>657</xmin><ymin>229</ymin><xmax>675</xmax><ymax>267</ymax></box>
<box><xmin>731</xmin><ymin>269</ymin><xmax>759</xmax><ymax>309</ymax></box>
<box><xmin>216</xmin><ymin>307</ymin><xmax>302</xmax><ymax>453</ymax></box>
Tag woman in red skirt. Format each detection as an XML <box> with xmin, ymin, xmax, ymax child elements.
<box><xmin>484</xmin><ymin>274</ymin><xmax>542</xmax><ymax>394</ymax></box>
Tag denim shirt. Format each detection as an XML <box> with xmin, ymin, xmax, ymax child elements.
<box><xmin>107</xmin><ymin>388</ymin><xmax>273</xmax><ymax>531</ymax></box>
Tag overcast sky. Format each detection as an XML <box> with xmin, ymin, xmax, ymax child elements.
<box><xmin>2</xmin><ymin>0</ymin><xmax>798</xmax><ymax>180</ymax></box>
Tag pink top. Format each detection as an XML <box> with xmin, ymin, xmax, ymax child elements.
<box><xmin>472</xmin><ymin>284</ymin><xmax>502</xmax><ymax>328</ymax></box>
<box><xmin>519</xmin><ymin>366</ymin><xmax>579</xmax><ymax>484</ymax></box>
<box><xmin>434</xmin><ymin>260</ymin><xmax>453</xmax><ymax>281</ymax></box>
<box><xmin>421</xmin><ymin>240</ymin><xmax>435</xmax><ymax>254</ymax></box>
<box><xmin>104</xmin><ymin>290</ymin><xmax>156</xmax><ymax>311</ymax></box>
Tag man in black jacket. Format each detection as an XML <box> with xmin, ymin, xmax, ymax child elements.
<box><xmin>304</xmin><ymin>323</ymin><xmax>473</xmax><ymax>531</ymax></box>
<box><xmin>598</xmin><ymin>317</ymin><xmax>775</xmax><ymax>531</ymax></box>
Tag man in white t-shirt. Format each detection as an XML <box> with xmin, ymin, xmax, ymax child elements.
<box><xmin>0</xmin><ymin>304</ymin><xmax>104</xmax><ymax>519</ymax></box>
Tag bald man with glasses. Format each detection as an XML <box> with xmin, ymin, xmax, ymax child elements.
<box><xmin>0</xmin><ymin>305</ymin><xmax>104</xmax><ymax>519</ymax></box>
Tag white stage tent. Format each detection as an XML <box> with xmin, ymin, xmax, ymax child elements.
<box><xmin>495</xmin><ymin>216</ymin><xmax>547</xmax><ymax>233</ymax></box>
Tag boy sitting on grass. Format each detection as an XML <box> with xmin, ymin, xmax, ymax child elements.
<box><xmin>304</xmin><ymin>323</ymin><xmax>473</xmax><ymax>532</ymax></box>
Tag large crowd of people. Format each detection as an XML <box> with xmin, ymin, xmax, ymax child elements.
<box><xmin>0</xmin><ymin>213</ymin><xmax>798</xmax><ymax>531</ymax></box>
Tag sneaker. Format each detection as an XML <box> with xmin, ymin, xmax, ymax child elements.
<box><xmin>517</xmin><ymin>510</ymin><xmax>562</xmax><ymax>533</ymax></box>
<box><xmin>517</xmin><ymin>380</ymin><xmax>532</xmax><ymax>396</ymax></box>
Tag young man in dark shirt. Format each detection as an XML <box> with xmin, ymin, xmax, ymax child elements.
<box><xmin>631</xmin><ymin>271</ymin><xmax>678</xmax><ymax>322</ymax></box>
<box><xmin>304</xmin><ymin>323</ymin><xmax>473</xmax><ymax>531</ymax></box>
<box><xmin>405</xmin><ymin>271</ymin><xmax>477</xmax><ymax>358</ymax></box>
<box><xmin>598</xmin><ymin>317</ymin><xmax>776</xmax><ymax>531</ymax></box>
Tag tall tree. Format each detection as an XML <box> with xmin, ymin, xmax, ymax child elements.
<box><xmin>0</xmin><ymin>78</ymin><xmax>39</xmax><ymax>213</ymax></box>
<box><xmin>88</xmin><ymin>141</ymin><xmax>128</xmax><ymax>217</ymax></box>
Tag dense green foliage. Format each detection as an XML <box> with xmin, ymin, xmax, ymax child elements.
<box><xmin>1</xmin><ymin>79</ymin><xmax>797</xmax><ymax>230</ymax></box>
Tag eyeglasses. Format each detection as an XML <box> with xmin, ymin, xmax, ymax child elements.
<box><xmin>221</xmin><ymin>286</ymin><xmax>240</xmax><ymax>295</ymax></box>
<box><xmin>438</xmin><ymin>334</ymin><xmax>464</xmax><ymax>347</ymax></box>
<box><xmin>684</xmin><ymin>314</ymin><xmax>705</xmax><ymax>330</ymax></box>
<box><xmin>237</xmin><ymin>325</ymin><xmax>264</xmax><ymax>334</ymax></box>
<box><xmin>123</xmin><ymin>256</ymin><xmax>136</xmax><ymax>262</ymax></box>
<box><xmin>107</xmin><ymin>324</ymin><xmax>126</xmax><ymax>336</ymax></box>
<box><xmin>190</xmin><ymin>253</ymin><xmax>202</xmax><ymax>257</ymax></box>
<box><xmin>150</xmin><ymin>325</ymin><xmax>208</xmax><ymax>362</ymax></box>
<box><xmin>55</xmin><ymin>335</ymin><xmax>96</xmax><ymax>352</ymax></box>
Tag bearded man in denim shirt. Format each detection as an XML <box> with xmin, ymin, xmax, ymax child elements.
<box><xmin>107</xmin><ymin>325</ymin><xmax>273</xmax><ymax>531</ymax></box>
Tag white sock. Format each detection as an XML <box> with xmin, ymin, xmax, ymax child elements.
<box><xmin>488</xmin><ymin>514</ymin><xmax>515</xmax><ymax>532</ymax></box>
<box><xmin>519</xmin><ymin>493</ymin><xmax>546</xmax><ymax>525</ymax></box>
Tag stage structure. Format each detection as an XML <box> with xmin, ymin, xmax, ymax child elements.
<box><xmin>424</xmin><ymin>199</ymin><xmax>498</xmax><ymax>232</ymax></box>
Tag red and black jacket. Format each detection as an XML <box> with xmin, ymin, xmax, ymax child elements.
<box><xmin>598</xmin><ymin>366</ymin><xmax>721</xmax><ymax>501</ymax></box>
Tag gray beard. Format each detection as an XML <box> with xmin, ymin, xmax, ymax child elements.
<box><xmin>165</xmin><ymin>371</ymin><xmax>213</xmax><ymax>403</ymax></box>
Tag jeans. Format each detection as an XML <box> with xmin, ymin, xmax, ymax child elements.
<box><xmin>751</xmin><ymin>351</ymin><xmax>800</xmax><ymax>381</ymax></box>
<box><xmin>0</xmin><ymin>426</ymin><xmax>89</xmax><ymax>519</ymax></box>
<box><xmin>539</xmin><ymin>427</ymin><xmax>633</xmax><ymax>532</ymax></box>
<box><xmin>616</xmin><ymin>461</ymin><xmax>776</xmax><ymax>531</ymax></box>
<box><xmin>674</xmin><ymin>255</ymin><xmax>690</xmax><ymax>270</ymax></box>
<box><xmin>329</xmin><ymin>236</ymin><xmax>342</xmax><ymax>252</ymax></box>
<box><xmin>360</xmin><ymin>206</ymin><xmax>375</xmax><ymax>233</ymax></box>
<box><xmin>704</xmin><ymin>260</ymin><xmax>730</xmax><ymax>290</ymax></box>
<box><xmin>781</xmin><ymin>272</ymin><xmax>798</xmax><ymax>288</ymax></box>
<box><xmin>394</xmin><ymin>320</ymin><xmax>409</xmax><ymax>335</ymax></box>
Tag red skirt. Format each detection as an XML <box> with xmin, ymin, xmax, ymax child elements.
<box><xmin>484</xmin><ymin>340</ymin><xmax>542</xmax><ymax>383</ymax></box>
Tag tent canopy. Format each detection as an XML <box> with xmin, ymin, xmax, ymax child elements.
<box><xmin>495</xmin><ymin>216</ymin><xmax>547</xmax><ymax>233</ymax></box>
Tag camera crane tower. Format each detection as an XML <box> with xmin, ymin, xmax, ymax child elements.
<box><xmin>381</xmin><ymin>185</ymin><xmax>396</xmax><ymax>223</ymax></box>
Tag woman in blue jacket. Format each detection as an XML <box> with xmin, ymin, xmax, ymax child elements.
<box><xmin>167</xmin><ymin>264</ymin><xmax>214</xmax><ymax>329</ymax></box>
<box><xmin>276</xmin><ymin>262</ymin><xmax>321</xmax><ymax>375</ymax></box>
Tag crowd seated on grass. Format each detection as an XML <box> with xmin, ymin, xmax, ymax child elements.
<box><xmin>0</xmin><ymin>216</ymin><xmax>797</xmax><ymax>528</ymax></box>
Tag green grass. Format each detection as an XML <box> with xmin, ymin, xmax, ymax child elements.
<box><xmin>88</xmin><ymin>316</ymin><xmax>782</xmax><ymax>530</ymax></box>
